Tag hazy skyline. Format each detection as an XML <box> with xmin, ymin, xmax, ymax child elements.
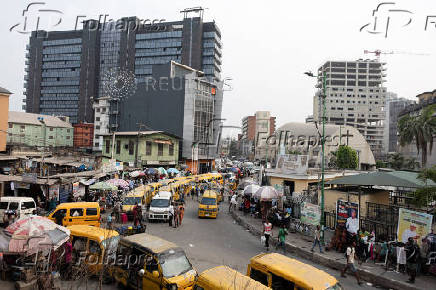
<box><xmin>2</xmin><ymin>0</ymin><xmax>436</xmax><ymax>134</ymax></box>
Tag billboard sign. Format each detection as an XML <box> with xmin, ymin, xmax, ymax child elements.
<box><xmin>397</xmin><ymin>208</ymin><xmax>433</xmax><ymax>245</ymax></box>
<box><xmin>336</xmin><ymin>199</ymin><xmax>359</xmax><ymax>234</ymax></box>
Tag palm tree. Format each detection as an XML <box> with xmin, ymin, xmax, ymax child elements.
<box><xmin>398</xmin><ymin>104</ymin><xmax>436</xmax><ymax>167</ymax></box>
<box><xmin>387</xmin><ymin>152</ymin><xmax>405</xmax><ymax>170</ymax></box>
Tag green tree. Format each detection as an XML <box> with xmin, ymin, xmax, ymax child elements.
<box><xmin>412</xmin><ymin>165</ymin><xmax>436</xmax><ymax>207</ymax></box>
<box><xmin>387</xmin><ymin>152</ymin><xmax>405</xmax><ymax>170</ymax></box>
<box><xmin>335</xmin><ymin>145</ymin><xmax>358</xmax><ymax>169</ymax></box>
<box><xmin>375</xmin><ymin>160</ymin><xmax>388</xmax><ymax>168</ymax></box>
<box><xmin>398</xmin><ymin>104</ymin><xmax>436</xmax><ymax>167</ymax></box>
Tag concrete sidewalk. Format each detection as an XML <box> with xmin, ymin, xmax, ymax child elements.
<box><xmin>230</xmin><ymin>209</ymin><xmax>435</xmax><ymax>290</ymax></box>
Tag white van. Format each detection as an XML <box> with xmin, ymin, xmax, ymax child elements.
<box><xmin>0</xmin><ymin>197</ymin><xmax>37</xmax><ymax>220</ymax></box>
<box><xmin>148</xmin><ymin>191</ymin><xmax>172</xmax><ymax>221</ymax></box>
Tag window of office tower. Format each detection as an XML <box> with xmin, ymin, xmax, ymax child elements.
<box><xmin>193</xmin><ymin>93</ymin><xmax>214</xmax><ymax>150</ymax></box>
<box><xmin>98</xmin><ymin>24</ymin><xmax>121</xmax><ymax>98</ymax></box>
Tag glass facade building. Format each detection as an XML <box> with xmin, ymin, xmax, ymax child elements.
<box><xmin>39</xmin><ymin>38</ymin><xmax>82</xmax><ymax>124</ymax></box>
<box><xmin>24</xmin><ymin>15</ymin><xmax>222</xmax><ymax>126</ymax></box>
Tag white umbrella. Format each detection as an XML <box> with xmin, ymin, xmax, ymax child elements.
<box><xmin>243</xmin><ymin>184</ymin><xmax>260</xmax><ymax>196</ymax></box>
<box><xmin>254</xmin><ymin>186</ymin><xmax>281</xmax><ymax>201</ymax></box>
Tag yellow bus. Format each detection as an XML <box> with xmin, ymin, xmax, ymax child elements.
<box><xmin>68</xmin><ymin>225</ymin><xmax>120</xmax><ymax>275</ymax></box>
<box><xmin>195</xmin><ymin>266</ymin><xmax>270</xmax><ymax>290</ymax></box>
<box><xmin>198</xmin><ymin>190</ymin><xmax>219</xmax><ymax>218</ymax></box>
<box><xmin>247</xmin><ymin>253</ymin><xmax>342</xmax><ymax>290</ymax></box>
<box><xmin>112</xmin><ymin>233</ymin><xmax>197</xmax><ymax>290</ymax></box>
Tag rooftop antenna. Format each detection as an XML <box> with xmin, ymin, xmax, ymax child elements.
<box><xmin>180</xmin><ymin>7</ymin><xmax>205</xmax><ymax>19</ymax></box>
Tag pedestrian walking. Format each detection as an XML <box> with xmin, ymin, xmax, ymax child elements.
<box><xmin>114</xmin><ymin>200</ymin><xmax>121</xmax><ymax>223</ymax></box>
<box><xmin>62</xmin><ymin>237</ymin><xmax>73</xmax><ymax>280</ymax></box>
<box><xmin>405</xmin><ymin>237</ymin><xmax>420</xmax><ymax>283</ymax></box>
<box><xmin>229</xmin><ymin>194</ymin><xmax>237</xmax><ymax>213</ymax></box>
<box><xmin>263</xmin><ymin>220</ymin><xmax>273</xmax><ymax>251</ymax></box>
<box><xmin>173</xmin><ymin>206</ymin><xmax>180</xmax><ymax>228</ymax></box>
<box><xmin>132</xmin><ymin>203</ymin><xmax>140</xmax><ymax>227</ymax></box>
<box><xmin>179</xmin><ymin>204</ymin><xmax>185</xmax><ymax>225</ymax></box>
<box><xmin>168</xmin><ymin>203</ymin><xmax>174</xmax><ymax>227</ymax></box>
<box><xmin>341</xmin><ymin>241</ymin><xmax>362</xmax><ymax>285</ymax></box>
<box><xmin>107</xmin><ymin>213</ymin><xmax>113</xmax><ymax>229</ymax></box>
<box><xmin>311</xmin><ymin>225</ymin><xmax>324</xmax><ymax>253</ymax></box>
<box><xmin>276</xmin><ymin>223</ymin><xmax>288</xmax><ymax>253</ymax></box>
<box><xmin>191</xmin><ymin>186</ymin><xmax>195</xmax><ymax>200</ymax></box>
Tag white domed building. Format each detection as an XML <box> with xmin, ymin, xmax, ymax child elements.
<box><xmin>274</xmin><ymin>122</ymin><xmax>375</xmax><ymax>170</ymax></box>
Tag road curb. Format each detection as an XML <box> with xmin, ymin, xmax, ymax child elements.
<box><xmin>230</xmin><ymin>211</ymin><xmax>421</xmax><ymax>290</ymax></box>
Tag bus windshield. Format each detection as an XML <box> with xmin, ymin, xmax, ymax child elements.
<box><xmin>150</xmin><ymin>199</ymin><xmax>170</xmax><ymax>208</ymax></box>
<box><xmin>123</xmin><ymin>197</ymin><xmax>142</xmax><ymax>205</ymax></box>
<box><xmin>201</xmin><ymin>197</ymin><xmax>216</xmax><ymax>205</ymax></box>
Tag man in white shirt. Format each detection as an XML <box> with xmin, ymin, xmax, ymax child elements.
<box><xmin>168</xmin><ymin>204</ymin><xmax>174</xmax><ymax>227</ymax></box>
<box><xmin>346</xmin><ymin>209</ymin><xmax>359</xmax><ymax>235</ymax></box>
<box><xmin>401</xmin><ymin>224</ymin><xmax>419</xmax><ymax>243</ymax></box>
<box><xmin>229</xmin><ymin>194</ymin><xmax>237</xmax><ymax>212</ymax></box>
<box><xmin>341</xmin><ymin>241</ymin><xmax>362</xmax><ymax>285</ymax></box>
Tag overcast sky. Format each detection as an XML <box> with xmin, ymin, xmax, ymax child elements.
<box><xmin>1</xmin><ymin>0</ymin><xmax>436</xmax><ymax>137</ymax></box>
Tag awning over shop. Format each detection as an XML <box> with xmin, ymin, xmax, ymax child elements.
<box><xmin>326</xmin><ymin>171</ymin><xmax>436</xmax><ymax>188</ymax></box>
<box><xmin>80</xmin><ymin>179</ymin><xmax>96</xmax><ymax>186</ymax></box>
<box><xmin>0</xmin><ymin>174</ymin><xmax>58</xmax><ymax>186</ymax></box>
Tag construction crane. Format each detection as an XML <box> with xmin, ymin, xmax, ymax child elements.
<box><xmin>364</xmin><ymin>49</ymin><xmax>430</xmax><ymax>60</ymax></box>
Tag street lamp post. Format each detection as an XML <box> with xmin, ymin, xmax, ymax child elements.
<box><xmin>305</xmin><ymin>70</ymin><xmax>327</xmax><ymax>230</ymax></box>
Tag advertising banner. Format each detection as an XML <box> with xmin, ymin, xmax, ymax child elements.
<box><xmin>397</xmin><ymin>208</ymin><xmax>433</xmax><ymax>245</ymax></box>
<box><xmin>275</xmin><ymin>154</ymin><xmax>308</xmax><ymax>174</ymax></box>
<box><xmin>49</xmin><ymin>184</ymin><xmax>59</xmax><ymax>201</ymax></box>
<box><xmin>300</xmin><ymin>202</ymin><xmax>321</xmax><ymax>225</ymax></box>
<box><xmin>336</xmin><ymin>199</ymin><xmax>359</xmax><ymax>234</ymax></box>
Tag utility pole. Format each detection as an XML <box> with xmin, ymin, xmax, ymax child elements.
<box><xmin>304</xmin><ymin>70</ymin><xmax>326</xmax><ymax>238</ymax></box>
<box><xmin>134</xmin><ymin>123</ymin><xmax>150</xmax><ymax>168</ymax></box>
<box><xmin>320</xmin><ymin>71</ymin><xmax>326</xmax><ymax>229</ymax></box>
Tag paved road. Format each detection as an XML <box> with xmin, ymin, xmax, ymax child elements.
<box><xmin>145</xmin><ymin>198</ymin><xmax>381</xmax><ymax>290</ymax></box>
<box><xmin>0</xmin><ymin>198</ymin><xmax>382</xmax><ymax>289</ymax></box>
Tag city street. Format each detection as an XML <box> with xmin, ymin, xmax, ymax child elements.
<box><xmin>0</xmin><ymin>198</ymin><xmax>382</xmax><ymax>290</ymax></box>
<box><xmin>145</xmin><ymin>198</ymin><xmax>382</xmax><ymax>290</ymax></box>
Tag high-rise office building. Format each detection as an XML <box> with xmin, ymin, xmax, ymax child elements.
<box><xmin>24</xmin><ymin>8</ymin><xmax>222</xmax><ymax>124</ymax></box>
<box><xmin>383</xmin><ymin>93</ymin><xmax>415</xmax><ymax>153</ymax></box>
<box><xmin>313</xmin><ymin>59</ymin><xmax>387</xmax><ymax>157</ymax></box>
<box><xmin>241</xmin><ymin>111</ymin><xmax>276</xmax><ymax>160</ymax></box>
<box><xmin>112</xmin><ymin>61</ymin><xmax>224</xmax><ymax>173</ymax></box>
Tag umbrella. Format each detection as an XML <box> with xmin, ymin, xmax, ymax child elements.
<box><xmin>157</xmin><ymin>167</ymin><xmax>168</xmax><ymax>175</ymax></box>
<box><xmin>89</xmin><ymin>181</ymin><xmax>117</xmax><ymax>191</ymax></box>
<box><xmin>107</xmin><ymin>179</ymin><xmax>130</xmax><ymax>189</ymax></box>
<box><xmin>1</xmin><ymin>215</ymin><xmax>70</xmax><ymax>255</ymax></box>
<box><xmin>228</xmin><ymin>167</ymin><xmax>240</xmax><ymax>173</ymax></box>
<box><xmin>129</xmin><ymin>170</ymin><xmax>145</xmax><ymax>178</ymax></box>
<box><xmin>167</xmin><ymin>168</ymin><xmax>179</xmax><ymax>174</ymax></box>
<box><xmin>254</xmin><ymin>186</ymin><xmax>281</xmax><ymax>201</ymax></box>
<box><xmin>240</xmin><ymin>179</ymin><xmax>256</xmax><ymax>188</ymax></box>
<box><xmin>243</xmin><ymin>184</ymin><xmax>260</xmax><ymax>196</ymax></box>
<box><xmin>145</xmin><ymin>168</ymin><xmax>158</xmax><ymax>175</ymax></box>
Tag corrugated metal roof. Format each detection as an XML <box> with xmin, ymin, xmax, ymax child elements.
<box><xmin>326</xmin><ymin>171</ymin><xmax>436</xmax><ymax>188</ymax></box>
<box><xmin>102</xmin><ymin>131</ymin><xmax>181</xmax><ymax>139</ymax></box>
<box><xmin>8</xmin><ymin>111</ymin><xmax>72</xmax><ymax>128</ymax></box>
